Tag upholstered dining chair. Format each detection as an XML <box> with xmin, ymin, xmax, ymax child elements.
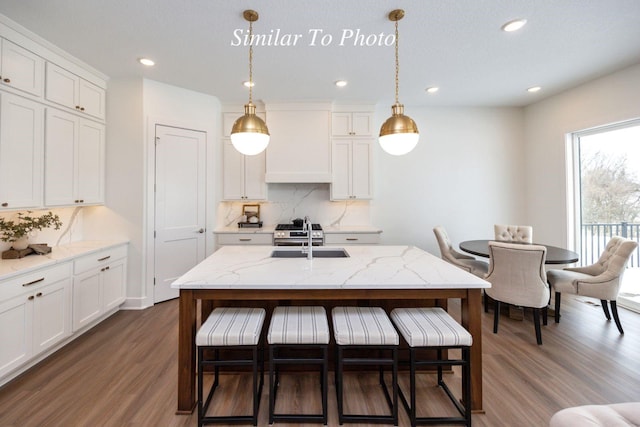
<box><xmin>433</xmin><ymin>226</ymin><xmax>489</xmax><ymax>278</ymax></box>
<box><xmin>485</xmin><ymin>241</ymin><xmax>549</xmax><ymax>345</ymax></box>
<box><xmin>547</xmin><ymin>236</ymin><xmax>638</xmax><ymax>334</ymax></box>
<box><xmin>494</xmin><ymin>224</ymin><xmax>533</xmax><ymax>243</ymax></box>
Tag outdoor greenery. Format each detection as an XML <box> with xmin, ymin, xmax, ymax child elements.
<box><xmin>0</xmin><ymin>211</ymin><xmax>63</xmax><ymax>243</ymax></box>
<box><xmin>581</xmin><ymin>153</ymin><xmax>640</xmax><ymax>224</ymax></box>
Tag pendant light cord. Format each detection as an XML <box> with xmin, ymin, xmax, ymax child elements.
<box><xmin>394</xmin><ymin>19</ymin><xmax>399</xmax><ymax>105</ymax></box>
<box><xmin>248</xmin><ymin>19</ymin><xmax>254</xmax><ymax>104</ymax></box>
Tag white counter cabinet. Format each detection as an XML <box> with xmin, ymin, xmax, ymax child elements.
<box><xmin>72</xmin><ymin>244</ymin><xmax>127</xmax><ymax>331</ymax></box>
<box><xmin>331</xmin><ymin>112</ymin><xmax>373</xmax><ymax>137</ymax></box>
<box><xmin>222</xmin><ymin>139</ymin><xmax>267</xmax><ymax>201</ymax></box>
<box><xmin>331</xmin><ymin>139</ymin><xmax>373</xmax><ymax>200</ymax></box>
<box><xmin>45</xmin><ymin>62</ymin><xmax>105</xmax><ymax>120</ymax></box>
<box><xmin>324</xmin><ymin>227</ymin><xmax>382</xmax><ymax>245</ymax></box>
<box><xmin>216</xmin><ymin>230</ymin><xmax>273</xmax><ymax>246</ymax></box>
<box><xmin>0</xmin><ymin>262</ymin><xmax>72</xmax><ymax>379</ymax></box>
<box><xmin>0</xmin><ymin>38</ymin><xmax>44</xmax><ymax>97</ymax></box>
<box><xmin>0</xmin><ymin>240</ymin><xmax>128</xmax><ymax>386</ymax></box>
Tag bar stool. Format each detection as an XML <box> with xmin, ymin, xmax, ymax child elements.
<box><xmin>390</xmin><ymin>307</ymin><xmax>472</xmax><ymax>427</ymax></box>
<box><xmin>267</xmin><ymin>306</ymin><xmax>330</xmax><ymax>424</ymax></box>
<box><xmin>332</xmin><ymin>306</ymin><xmax>399</xmax><ymax>425</ymax></box>
<box><xmin>196</xmin><ymin>307</ymin><xmax>266</xmax><ymax>426</ymax></box>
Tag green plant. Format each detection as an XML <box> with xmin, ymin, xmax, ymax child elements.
<box><xmin>0</xmin><ymin>211</ymin><xmax>63</xmax><ymax>242</ymax></box>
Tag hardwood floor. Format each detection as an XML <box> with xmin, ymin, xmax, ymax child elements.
<box><xmin>0</xmin><ymin>294</ymin><xmax>639</xmax><ymax>426</ymax></box>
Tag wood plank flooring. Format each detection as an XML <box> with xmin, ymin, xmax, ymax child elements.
<box><xmin>0</xmin><ymin>294</ymin><xmax>639</xmax><ymax>426</ymax></box>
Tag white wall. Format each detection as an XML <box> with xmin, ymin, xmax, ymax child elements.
<box><xmin>524</xmin><ymin>63</ymin><xmax>640</xmax><ymax>248</ymax></box>
<box><xmin>371</xmin><ymin>106</ymin><xmax>526</xmax><ymax>255</ymax></box>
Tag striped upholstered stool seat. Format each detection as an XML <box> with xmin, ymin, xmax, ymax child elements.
<box><xmin>332</xmin><ymin>306</ymin><xmax>399</xmax><ymax>425</ymax></box>
<box><xmin>267</xmin><ymin>306</ymin><xmax>330</xmax><ymax>425</ymax></box>
<box><xmin>196</xmin><ymin>307</ymin><xmax>266</xmax><ymax>426</ymax></box>
<box><xmin>390</xmin><ymin>307</ymin><xmax>472</xmax><ymax>427</ymax></box>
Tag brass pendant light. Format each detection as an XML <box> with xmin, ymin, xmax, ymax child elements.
<box><xmin>379</xmin><ymin>9</ymin><xmax>419</xmax><ymax>156</ymax></box>
<box><xmin>230</xmin><ymin>10</ymin><xmax>270</xmax><ymax>156</ymax></box>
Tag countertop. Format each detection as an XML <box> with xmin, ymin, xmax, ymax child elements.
<box><xmin>0</xmin><ymin>240</ymin><xmax>129</xmax><ymax>280</ymax></box>
<box><xmin>172</xmin><ymin>245</ymin><xmax>489</xmax><ymax>290</ymax></box>
<box><xmin>213</xmin><ymin>225</ymin><xmax>382</xmax><ymax>234</ymax></box>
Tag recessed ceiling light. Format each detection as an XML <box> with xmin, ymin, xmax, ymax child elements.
<box><xmin>138</xmin><ymin>58</ymin><xmax>155</xmax><ymax>66</ymax></box>
<box><xmin>501</xmin><ymin>19</ymin><xmax>527</xmax><ymax>32</ymax></box>
<box><xmin>425</xmin><ymin>87</ymin><xmax>439</xmax><ymax>94</ymax></box>
<box><xmin>335</xmin><ymin>80</ymin><xmax>348</xmax><ymax>87</ymax></box>
<box><xmin>243</xmin><ymin>81</ymin><xmax>255</xmax><ymax>88</ymax></box>
<box><xmin>527</xmin><ymin>86</ymin><xmax>541</xmax><ymax>93</ymax></box>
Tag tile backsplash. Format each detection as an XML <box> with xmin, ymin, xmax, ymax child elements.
<box><xmin>217</xmin><ymin>184</ymin><xmax>371</xmax><ymax>227</ymax></box>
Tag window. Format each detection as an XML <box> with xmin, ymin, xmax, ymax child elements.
<box><xmin>571</xmin><ymin>120</ymin><xmax>640</xmax><ymax>312</ymax></box>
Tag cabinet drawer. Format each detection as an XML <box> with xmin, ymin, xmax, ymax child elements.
<box><xmin>324</xmin><ymin>233</ymin><xmax>380</xmax><ymax>245</ymax></box>
<box><xmin>0</xmin><ymin>263</ymin><xmax>71</xmax><ymax>301</ymax></box>
<box><xmin>73</xmin><ymin>245</ymin><xmax>128</xmax><ymax>275</ymax></box>
<box><xmin>217</xmin><ymin>233</ymin><xmax>273</xmax><ymax>245</ymax></box>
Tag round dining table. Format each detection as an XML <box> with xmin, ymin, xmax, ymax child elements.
<box><xmin>459</xmin><ymin>240</ymin><xmax>579</xmax><ymax>265</ymax></box>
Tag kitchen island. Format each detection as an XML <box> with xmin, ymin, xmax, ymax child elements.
<box><xmin>172</xmin><ymin>245</ymin><xmax>490</xmax><ymax>413</ymax></box>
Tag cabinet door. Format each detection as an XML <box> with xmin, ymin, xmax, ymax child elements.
<box><xmin>351</xmin><ymin>113</ymin><xmax>373</xmax><ymax>136</ymax></box>
<box><xmin>0</xmin><ymin>39</ymin><xmax>44</xmax><ymax>97</ymax></box>
<box><xmin>77</xmin><ymin>120</ymin><xmax>105</xmax><ymax>204</ymax></box>
<box><xmin>32</xmin><ymin>278</ymin><xmax>72</xmax><ymax>354</ymax></box>
<box><xmin>45</xmin><ymin>62</ymin><xmax>79</xmax><ymax>109</ymax></box>
<box><xmin>0</xmin><ymin>93</ymin><xmax>44</xmax><ymax>209</ymax></box>
<box><xmin>72</xmin><ymin>270</ymin><xmax>102</xmax><ymax>331</ymax></box>
<box><xmin>102</xmin><ymin>258</ymin><xmax>126</xmax><ymax>312</ymax></box>
<box><xmin>45</xmin><ymin>108</ymin><xmax>77</xmax><ymax>206</ymax></box>
<box><xmin>222</xmin><ymin>139</ymin><xmax>245</xmax><ymax>200</ymax></box>
<box><xmin>243</xmin><ymin>150</ymin><xmax>266</xmax><ymax>200</ymax></box>
<box><xmin>79</xmin><ymin>79</ymin><xmax>105</xmax><ymax>120</ymax></box>
<box><xmin>351</xmin><ymin>139</ymin><xmax>372</xmax><ymax>199</ymax></box>
<box><xmin>331</xmin><ymin>140</ymin><xmax>351</xmax><ymax>200</ymax></box>
<box><xmin>0</xmin><ymin>293</ymin><xmax>33</xmax><ymax>378</ymax></box>
<box><xmin>331</xmin><ymin>113</ymin><xmax>352</xmax><ymax>136</ymax></box>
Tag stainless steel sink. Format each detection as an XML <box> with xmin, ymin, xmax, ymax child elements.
<box><xmin>271</xmin><ymin>248</ymin><xmax>349</xmax><ymax>258</ymax></box>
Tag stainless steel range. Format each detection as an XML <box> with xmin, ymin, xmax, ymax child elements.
<box><xmin>273</xmin><ymin>223</ymin><xmax>324</xmax><ymax>246</ymax></box>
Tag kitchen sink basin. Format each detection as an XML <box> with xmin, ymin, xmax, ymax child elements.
<box><xmin>271</xmin><ymin>249</ymin><xmax>350</xmax><ymax>258</ymax></box>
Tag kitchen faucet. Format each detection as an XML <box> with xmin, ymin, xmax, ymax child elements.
<box><xmin>303</xmin><ymin>216</ymin><xmax>313</xmax><ymax>259</ymax></box>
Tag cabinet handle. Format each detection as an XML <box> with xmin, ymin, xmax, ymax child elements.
<box><xmin>28</xmin><ymin>295</ymin><xmax>35</xmax><ymax>301</ymax></box>
<box><xmin>76</xmin><ymin>105</ymin><xmax>81</xmax><ymax>109</ymax></box>
<box><xmin>36</xmin><ymin>292</ymin><xmax>43</xmax><ymax>297</ymax></box>
<box><xmin>3</xmin><ymin>78</ymin><xmax>10</xmax><ymax>83</ymax></box>
<box><xmin>197</xmin><ymin>228</ymin><xmax>205</xmax><ymax>233</ymax></box>
<box><xmin>101</xmin><ymin>266</ymin><xmax>110</xmax><ymax>272</ymax></box>
<box><xmin>22</xmin><ymin>277</ymin><xmax>45</xmax><ymax>287</ymax></box>
<box><xmin>80</xmin><ymin>107</ymin><xmax>85</xmax><ymax>111</ymax></box>
<box><xmin>239</xmin><ymin>238</ymin><xmax>252</xmax><ymax>242</ymax></box>
<box><xmin>346</xmin><ymin>238</ymin><xmax>359</xmax><ymax>241</ymax></box>
<box><xmin>98</xmin><ymin>255</ymin><xmax>111</xmax><ymax>262</ymax></box>
<box><xmin>1</xmin><ymin>202</ymin><xmax>7</xmax><ymax>207</ymax></box>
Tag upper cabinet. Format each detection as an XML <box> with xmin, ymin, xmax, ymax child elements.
<box><xmin>331</xmin><ymin>112</ymin><xmax>373</xmax><ymax>137</ymax></box>
<box><xmin>265</xmin><ymin>103</ymin><xmax>332</xmax><ymax>183</ymax></box>
<box><xmin>331</xmin><ymin>139</ymin><xmax>373</xmax><ymax>200</ymax></box>
<box><xmin>0</xmin><ymin>38</ymin><xmax>44</xmax><ymax>97</ymax></box>
<box><xmin>222</xmin><ymin>139</ymin><xmax>267</xmax><ymax>201</ymax></box>
<box><xmin>44</xmin><ymin>108</ymin><xmax>105</xmax><ymax>206</ymax></box>
<box><xmin>45</xmin><ymin>62</ymin><xmax>106</xmax><ymax>120</ymax></box>
<box><xmin>0</xmin><ymin>92</ymin><xmax>44</xmax><ymax>210</ymax></box>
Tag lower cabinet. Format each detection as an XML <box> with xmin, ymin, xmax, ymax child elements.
<box><xmin>0</xmin><ymin>263</ymin><xmax>72</xmax><ymax>379</ymax></box>
<box><xmin>216</xmin><ymin>232</ymin><xmax>273</xmax><ymax>246</ymax></box>
<box><xmin>73</xmin><ymin>245</ymin><xmax>127</xmax><ymax>331</ymax></box>
<box><xmin>324</xmin><ymin>232</ymin><xmax>381</xmax><ymax>245</ymax></box>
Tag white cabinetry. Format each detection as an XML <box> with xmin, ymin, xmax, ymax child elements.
<box><xmin>324</xmin><ymin>232</ymin><xmax>381</xmax><ymax>245</ymax></box>
<box><xmin>0</xmin><ymin>38</ymin><xmax>44</xmax><ymax>97</ymax></box>
<box><xmin>0</xmin><ymin>92</ymin><xmax>43</xmax><ymax>210</ymax></box>
<box><xmin>0</xmin><ymin>263</ymin><xmax>72</xmax><ymax>379</ymax></box>
<box><xmin>216</xmin><ymin>232</ymin><xmax>273</xmax><ymax>246</ymax></box>
<box><xmin>331</xmin><ymin>112</ymin><xmax>373</xmax><ymax>137</ymax></box>
<box><xmin>73</xmin><ymin>244</ymin><xmax>127</xmax><ymax>331</ymax></box>
<box><xmin>45</xmin><ymin>62</ymin><xmax>105</xmax><ymax>120</ymax></box>
<box><xmin>45</xmin><ymin>108</ymin><xmax>105</xmax><ymax>206</ymax></box>
<box><xmin>265</xmin><ymin>104</ymin><xmax>332</xmax><ymax>183</ymax></box>
<box><xmin>223</xmin><ymin>139</ymin><xmax>267</xmax><ymax>200</ymax></box>
<box><xmin>331</xmin><ymin>139</ymin><xmax>372</xmax><ymax>200</ymax></box>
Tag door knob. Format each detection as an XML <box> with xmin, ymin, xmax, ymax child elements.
<box><xmin>198</xmin><ymin>228</ymin><xmax>205</xmax><ymax>233</ymax></box>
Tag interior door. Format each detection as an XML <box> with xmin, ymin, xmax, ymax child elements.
<box><xmin>154</xmin><ymin>125</ymin><xmax>206</xmax><ymax>303</ymax></box>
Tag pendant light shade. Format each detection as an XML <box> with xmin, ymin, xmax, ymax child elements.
<box><xmin>230</xmin><ymin>10</ymin><xmax>270</xmax><ymax>156</ymax></box>
<box><xmin>379</xmin><ymin>9</ymin><xmax>419</xmax><ymax>156</ymax></box>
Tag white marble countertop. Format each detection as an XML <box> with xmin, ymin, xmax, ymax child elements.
<box><xmin>172</xmin><ymin>245</ymin><xmax>489</xmax><ymax>290</ymax></box>
<box><xmin>0</xmin><ymin>240</ymin><xmax>129</xmax><ymax>280</ymax></box>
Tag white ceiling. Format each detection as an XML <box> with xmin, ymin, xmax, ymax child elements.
<box><xmin>1</xmin><ymin>0</ymin><xmax>640</xmax><ymax>107</ymax></box>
